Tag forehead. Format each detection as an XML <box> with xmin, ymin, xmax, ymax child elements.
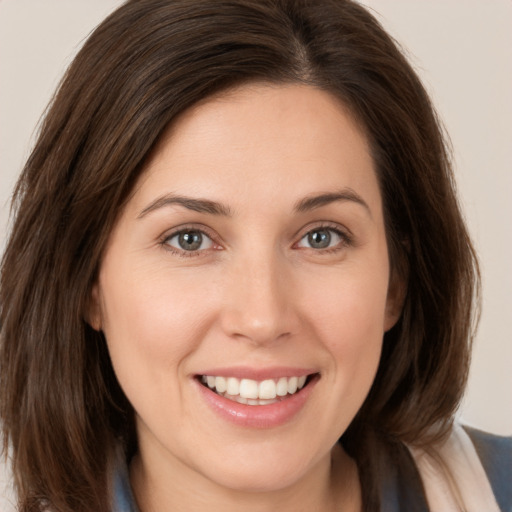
<box><xmin>131</xmin><ymin>83</ymin><xmax>380</xmax><ymax>215</ymax></box>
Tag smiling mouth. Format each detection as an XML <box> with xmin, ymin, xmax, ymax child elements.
<box><xmin>197</xmin><ymin>374</ymin><xmax>316</xmax><ymax>406</ymax></box>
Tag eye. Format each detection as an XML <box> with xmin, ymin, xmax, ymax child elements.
<box><xmin>297</xmin><ymin>227</ymin><xmax>347</xmax><ymax>250</ymax></box>
<box><xmin>165</xmin><ymin>229</ymin><xmax>214</xmax><ymax>252</ymax></box>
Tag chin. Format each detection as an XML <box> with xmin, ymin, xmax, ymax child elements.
<box><xmin>209</xmin><ymin>466</ymin><xmax>306</xmax><ymax>493</ymax></box>
<box><xmin>194</xmin><ymin>445</ymin><xmax>321</xmax><ymax>494</ymax></box>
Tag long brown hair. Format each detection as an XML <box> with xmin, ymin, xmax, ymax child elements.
<box><xmin>0</xmin><ymin>1</ymin><xmax>479</xmax><ymax>510</ymax></box>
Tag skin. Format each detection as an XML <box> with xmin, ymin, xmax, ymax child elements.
<box><xmin>90</xmin><ymin>83</ymin><xmax>404</xmax><ymax>512</ymax></box>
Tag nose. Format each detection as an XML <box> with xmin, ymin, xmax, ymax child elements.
<box><xmin>219</xmin><ymin>252</ymin><xmax>297</xmax><ymax>346</ymax></box>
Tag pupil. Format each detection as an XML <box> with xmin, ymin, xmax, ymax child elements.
<box><xmin>179</xmin><ymin>231</ymin><xmax>202</xmax><ymax>251</ymax></box>
<box><xmin>308</xmin><ymin>230</ymin><xmax>331</xmax><ymax>249</ymax></box>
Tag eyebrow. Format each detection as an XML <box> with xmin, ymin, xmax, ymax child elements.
<box><xmin>138</xmin><ymin>194</ymin><xmax>233</xmax><ymax>219</ymax></box>
<box><xmin>138</xmin><ymin>188</ymin><xmax>371</xmax><ymax>219</ymax></box>
<box><xmin>294</xmin><ymin>188</ymin><xmax>371</xmax><ymax>216</ymax></box>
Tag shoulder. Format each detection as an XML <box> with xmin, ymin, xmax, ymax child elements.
<box><xmin>464</xmin><ymin>426</ymin><xmax>512</xmax><ymax>512</ymax></box>
<box><xmin>378</xmin><ymin>424</ymin><xmax>512</xmax><ymax>512</ymax></box>
<box><xmin>378</xmin><ymin>437</ymin><xmax>429</xmax><ymax>512</ymax></box>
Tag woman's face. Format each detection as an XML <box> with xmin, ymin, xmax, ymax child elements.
<box><xmin>91</xmin><ymin>84</ymin><xmax>402</xmax><ymax>494</ymax></box>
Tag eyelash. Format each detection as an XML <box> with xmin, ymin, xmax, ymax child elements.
<box><xmin>160</xmin><ymin>223</ymin><xmax>353</xmax><ymax>258</ymax></box>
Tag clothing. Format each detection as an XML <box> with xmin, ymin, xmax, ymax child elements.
<box><xmin>112</xmin><ymin>457</ymin><xmax>139</xmax><ymax>512</ymax></box>
<box><xmin>379</xmin><ymin>426</ymin><xmax>512</xmax><ymax>512</ymax></box>
<box><xmin>409</xmin><ymin>424</ymin><xmax>503</xmax><ymax>511</ymax></box>
<box><xmin>111</xmin><ymin>426</ymin><xmax>512</xmax><ymax>511</ymax></box>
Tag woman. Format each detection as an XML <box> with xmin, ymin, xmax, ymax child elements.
<box><xmin>0</xmin><ymin>1</ymin><xmax>510</xmax><ymax>511</ymax></box>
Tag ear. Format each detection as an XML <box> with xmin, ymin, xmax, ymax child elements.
<box><xmin>85</xmin><ymin>281</ymin><xmax>102</xmax><ymax>331</ymax></box>
<box><xmin>384</xmin><ymin>270</ymin><xmax>407</xmax><ymax>332</ymax></box>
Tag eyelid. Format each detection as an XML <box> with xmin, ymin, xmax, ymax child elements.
<box><xmin>294</xmin><ymin>221</ymin><xmax>352</xmax><ymax>240</ymax></box>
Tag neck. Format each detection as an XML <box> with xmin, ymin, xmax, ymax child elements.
<box><xmin>130</xmin><ymin>443</ymin><xmax>361</xmax><ymax>512</ymax></box>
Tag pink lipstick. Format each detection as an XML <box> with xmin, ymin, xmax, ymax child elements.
<box><xmin>194</xmin><ymin>370</ymin><xmax>319</xmax><ymax>428</ymax></box>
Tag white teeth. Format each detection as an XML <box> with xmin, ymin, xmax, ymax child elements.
<box><xmin>239</xmin><ymin>379</ymin><xmax>259</xmax><ymax>399</ymax></box>
<box><xmin>258</xmin><ymin>379</ymin><xmax>277</xmax><ymax>400</ymax></box>
<box><xmin>276</xmin><ymin>377</ymin><xmax>288</xmax><ymax>396</ymax></box>
<box><xmin>224</xmin><ymin>393</ymin><xmax>248</xmax><ymax>405</ymax></box>
<box><xmin>255</xmin><ymin>398</ymin><xmax>279</xmax><ymax>405</ymax></box>
<box><xmin>201</xmin><ymin>374</ymin><xmax>310</xmax><ymax>402</ymax></box>
<box><xmin>287</xmin><ymin>376</ymin><xmax>298</xmax><ymax>394</ymax></box>
<box><xmin>223</xmin><ymin>392</ymin><xmax>279</xmax><ymax>406</ymax></box>
<box><xmin>215</xmin><ymin>376</ymin><xmax>227</xmax><ymax>393</ymax></box>
<box><xmin>226</xmin><ymin>377</ymin><xmax>240</xmax><ymax>396</ymax></box>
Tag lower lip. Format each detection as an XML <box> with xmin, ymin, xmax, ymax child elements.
<box><xmin>195</xmin><ymin>375</ymin><xmax>319</xmax><ymax>429</ymax></box>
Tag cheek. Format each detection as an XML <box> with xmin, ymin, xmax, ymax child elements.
<box><xmin>301</xmin><ymin>265</ymin><xmax>388</xmax><ymax>394</ymax></box>
<box><xmin>304</xmin><ymin>265</ymin><xmax>389</xmax><ymax>340</ymax></box>
<box><xmin>102</xmin><ymin>259</ymin><xmax>208</xmax><ymax>338</ymax></box>
<box><xmin>98</xmin><ymin>263</ymin><xmax>216</xmax><ymax>399</ymax></box>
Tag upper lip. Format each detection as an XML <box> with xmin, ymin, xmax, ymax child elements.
<box><xmin>194</xmin><ymin>366</ymin><xmax>318</xmax><ymax>381</ymax></box>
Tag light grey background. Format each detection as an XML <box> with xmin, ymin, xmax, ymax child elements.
<box><xmin>1</xmin><ymin>0</ymin><xmax>511</xmax><ymax>508</ymax></box>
